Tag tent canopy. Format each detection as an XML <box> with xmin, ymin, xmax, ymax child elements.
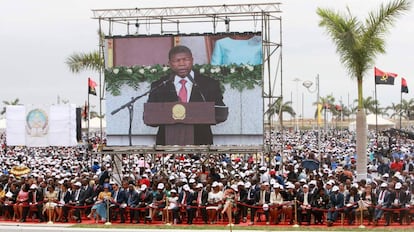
<box><xmin>348</xmin><ymin>114</ymin><xmax>395</xmax><ymax>131</ymax></box>
<box><xmin>82</xmin><ymin>118</ymin><xmax>106</xmax><ymax>129</ymax></box>
<box><xmin>0</xmin><ymin>118</ymin><xmax>5</xmax><ymax>129</ymax></box>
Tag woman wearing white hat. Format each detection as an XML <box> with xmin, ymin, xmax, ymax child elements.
<box><xmin>206</xmin><ymin>181</ymin><xmax>223</xmax><ymax>224</ymax></box>
<box><xmin>269</xmin><ymin>183</ymin><xmax>284</xmax><ymax>224</ymax></box>
<box><xmin>150</xmin><ymin>182</ymin><xmax>166</xmax><ymax>221</ymax></box>
<box><xmin>221</xmin><ymin>185</ymin><xmax>237</xmax><ymax>226</ymax></box>
<box><xmin>164</xmin><ymin>189</ymin><xmax>178</xmax><ymax>224</ymax></box>
<box><xmin>43</xmin><ymin>185</ymin><xmax>58</xmax><ymax>222</ymax></box>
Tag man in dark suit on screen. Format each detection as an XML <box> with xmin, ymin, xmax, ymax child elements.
<box><xmin>147</xmin><ymin>45</ymin><xmax>226</xmax><ymax>145</ymax></box>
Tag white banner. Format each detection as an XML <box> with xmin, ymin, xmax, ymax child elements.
<box><xmin>6</xmin><ymin>104</ymin><xmax>77</xmax><ymax>147</ymax></box>
<box><xmin>25</xmin><ymin>105</ymin><xmax>50</xmax><ymax>147</ymax></box>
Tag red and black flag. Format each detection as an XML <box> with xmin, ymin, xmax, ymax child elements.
<box><xmin>401</xmin><ymin>77</ymin><xmax>409</xmax><ymax>93</ymax></box>
<box><xmin>82</xmin><ymin>101</ymin><xmax>88</xmax><ymax>120</ymax></box>
<box><xmin>374</xmin><ymin>67</ymin><xmax>397</xmax><ymax>85</ymax></box>
<box><xmin>88</xmin><ymin>77</ymin><xmax>97</xmax><ymax>95</ymax></box>
<box><xmin>335</xmin><ymin>105</ymin><xmax>342</xmax><ymax>111</ymax></box>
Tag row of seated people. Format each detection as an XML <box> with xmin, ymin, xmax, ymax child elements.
<box><xmin>0</xmin><ymin>178</ymin><xmax>413</xmax><ymax>226</ymax></box>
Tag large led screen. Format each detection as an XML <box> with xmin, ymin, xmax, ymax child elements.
<box><xmin>105</xmin><ymin>33</ymin><xmax>263</xmax><ymax>146</ymax></box>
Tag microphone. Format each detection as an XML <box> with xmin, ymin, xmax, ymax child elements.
<box><xmin>186</xmin><ymin>74</ymin><xmax>198</xmax><ymax>87</ymax></box>
<box><xmin>187</xmin><ymin>74</ymin><xmax>206</xmax><ymax>102</ymax></box>
<box><xmin>163</xmin><ymin>73</ymin><xmax>175</xmax><ymax>85</ymax></box>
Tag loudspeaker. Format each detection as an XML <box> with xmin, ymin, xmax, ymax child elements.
<box><xmin>76</xmin><ymin>107</ymin><xmax>82</xmax><ymax>141</ymax></box>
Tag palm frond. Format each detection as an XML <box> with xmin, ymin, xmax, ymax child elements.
<box><xmin>65</xmin><ymin>51</ymin><xmax>103</xmax><ymax>73</ymax></box>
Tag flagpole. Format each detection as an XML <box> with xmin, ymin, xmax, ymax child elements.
<box><xmin>400</xmin><ymin>86</ymin><xmax>403</xmax><ymax>129</ymax></box>
<box><xmin>374</xmin><ymin>79</ymin><xmax>378</xmax><ymax>141</ymax></box>
<box><xmin>87</xmin><ymin>78</ymin><xmax>90</xmax><ymax>142</ymax></box>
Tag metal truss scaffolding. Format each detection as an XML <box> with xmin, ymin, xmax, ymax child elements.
<box><xmin>92</xmin><ymin>2</ymin><xmax>283</xmax><ymax>157</ymax></box>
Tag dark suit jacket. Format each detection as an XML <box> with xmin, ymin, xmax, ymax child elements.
<box><xmin>193</xmin><ymin>190</ymin><xmax>208</xmax><ymax>206</ymax></box>
<box><xmin>70</xmin><ymin>188</ymin><xmax>86</xmax><ymax>204</ymax></box>
<box><xmin>83</xmin><ymin>185</ymin><xmax>95</xmax><ymax>204</ymax></box>
<box><xmin>178</xmin><ymin>191</ymin><xmax>194</xmax><ymax>206</ymax></box>
<box><xmin>127</xmin><ymin>189</ymin><xmax>140</xmax><ymax>207</ymax></box>
<box><xmin>238</xmin><ymin>188</ymin><xmax>248</xmax><ymax>203</ymax></box>
<box><xmin>329</xmin><ymin>192</ymin><xmax>344</xmax><ymax>209</ymax></box>
<box><xmin>58</xmin><ymin>190</ymin><xmax>71</xmax><ymax>204</ymax></box>
<box><xmin>345</xmin><ymin>193</ymin><xmax>360</xmax><ymax>209</ymax></box>
<box><xmin>388</xmin><ymin>190</ymin><xmax>408</xmax><ymax>207</ymax></box>
<box><xmin>28</xmin><ymin>189</ymin><xmax>43</xmax><ymax>204</ymax></box>
<box><xmin>376</xmin><ymin>190</ymin><xmax>391</xmax><ymax>207</ymax></box>
<box><xmin>311</xmin><ymin>193</ymin><xmax>330</xmax><ymax>209</ymax></box>
<box><xmin>147</xmin><ymin>71</ymin><xmax>225</xmax><ymax>145</ymax></box>
<box><xmin>254</xmin><ymin>190</ymin><xmax>271</xmax><ymax>205</ymax></box>
<box><xmin>112</xmin><ymin>189</ymin><xmax>127</xmax><ymax>204</ymax></box>
<box><xmin>361</xmin><ymin>191</ymin><xmax>377</xmax><ymax>206</ymax></box>
<box><xmin>138</xmin><ymin>190</ymin><xmax>153</xmax><ymax>207</ymax></box>
<box><xmin>297</xmin><ymin>191</ymin><xmax>313</xmax><ymax>206</ymax></box>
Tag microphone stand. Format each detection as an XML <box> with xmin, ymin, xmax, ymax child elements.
<box><xmin>111</xmin><ymin>76</ymin><xmax>173</xmax><ymax>146</ymax></box>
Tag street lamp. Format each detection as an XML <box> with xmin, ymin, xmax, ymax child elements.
<box><xmin>303</xmin><ymin>74</ymin><xmax>321</xmax><ymax>165</ymax></box>
<box><xmin>293</xmin><ymin>78</ymin><xmax>301</xmax><ymax>131</ymax></box>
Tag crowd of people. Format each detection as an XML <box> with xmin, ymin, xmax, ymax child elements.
<box><xmin>0</xmin><ymin>129</ymin><xmax>413</xmax><ymax>227</ymax></box>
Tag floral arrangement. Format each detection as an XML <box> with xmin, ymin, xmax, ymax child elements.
<box><xmin>105</xmin><ymin>64</ymin><xmax>262</xmax><ymax>96</ymax></box>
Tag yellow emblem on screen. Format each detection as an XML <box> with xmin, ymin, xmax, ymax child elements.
<box><xmin>172</xmin><ymin>104</ymin><xmax>186</xmax><ymax>120</ymax></box>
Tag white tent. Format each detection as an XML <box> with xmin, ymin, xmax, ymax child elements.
<box><xmin>0</xmin><ymin>118</ymin><xmax>5</xmax><ymax>130</ymax></box>
<box><xmin>82</xmin><ymin>118</ymin><xmax>106</xmax><ymax>129</ymax></box>
<box><xmin>348</xmin><ymin>114</ymin><xmax>395</xmax><ymax>131</ymax></box>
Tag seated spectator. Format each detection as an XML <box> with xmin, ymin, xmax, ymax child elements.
<box><xmin>126</xmin><ymin>183</ymin><xmax>140</xmax><ymax>223</ymax></box>
<box><xmin>344</xmin><ymin>186</ymin><xmax>360</xmax><ymax>225</ymax></box>
<box><xmin>360</xmin><ymin>184</ymin><xmax>376</xmax><ymax>225</ymax></box>
<box><xmin>296</xmin><ymin>184</ymin><xmax>312</xmax><ymax>225</ymax></box>
<box><xmin>14</xmin><ymin>183</ymin><xmax>29</xmax><ymax>222</ymax></box>
<box><xmin>386</xmin><ymin>182</ymin><xmax>407</xmax><ymax>225</ymax></box>
<box><xmin>327</xmin><ymin>186</ymin><xmax>344</xmax><ymax>227</ymax></box>
<box><xmin>43</xmin><ymin>185</ymin><xmax>58</xmax><ymax>222</ymax></box>
<box><xmin>311</xmin><ymin>186</ymin><xmax>330</xmax><ymax>224</ymax></box>
<box><xmin>0</xmin><ymin>184</ymin><xmax>5</xmax><ymax>217</ymax></box>
<box><xmin>164</xmin><ymin>189</ymin><xmax>179</xmax><ymax>224</ymax></box>
<box><xmin>374</xmin><ymin>182</ymin><xmax>391</xmax><ymax>226</ymax></box>
<box><xmin>269</xmin><ymin>183</ymin><xmax>284</xmax><ymax>224</ymax></box>
<box><xmin>249</xmin><ymin>182</ymin><xmax>270</xmax><ymax>225</ymax></box>
<box><xmin>206</xmin><ymin>181</ymin><xmax>223</xmax><ymax>224</ymax></box>
<box><xmin>137</xmin><ymin>184</ymin><xmax>153</xmax><ymax>223</ymax></box>
<box><xmin>221</xmin><ymin>184</ymin><xmax>237</xmax><ymax>226</ymax></box>
<box><xmin>110</xmin><ymin>182</ymin><xmax>127</xmax><ymax>223</ymax></box>
<box><xmin>150</xmin><ymin>183</ymin><xmax>166</xmax><ymax>221</ymax></box>
<box><xmin>56</xmin><ymin>183</ymin><xmax>71</xmax><ymax>222</ymax></box>
<box><xmin>89</xmin><ymin>183</ymin><xmax>112</xmax><ymax>223</ymax></box>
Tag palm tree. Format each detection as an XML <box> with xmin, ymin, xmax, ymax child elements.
<box><xmin>353</xmin><ymin>96</ymin><xmax>380</xmax><ymax>114</ymax></box>
<box><xmin>265</xmin><ymin>97</ymin><xmax>296</xmax><ymax>123</ymax></box>
<box><xmin>1</xmin><ymin>98</ymin><xmax>21</xmax><ymax>115</ymax></box>
<box><xmin>317</xmin><ymin>95</ymin><xmax>336</xmax><ymax>129</ymax></box>
<box><xmin>337</xmin><ymin>103</ymin><xmax>352</xmax><ymax>120</ymax></box>
<box><xmin>317</xmin><ymin>0</ymin><xmax>410</xmax><ymax>180</ymax></box>
<box><xmin>386</xmin><ymin>102</ymin><xmax>401</xmax><ymax>119</ymax></box>
<box><xmin>65</xmin><ymin>51</ymin><xmax>103</xmax><ymax>73</ymax></box>
<box><xmin>400</xmin><ymin>98</ymin><xmax>414</xmax><ymax>119</ymax></box>
<box><xmin>66</xmin><ymin>36</ymin><xmax>105</xmax><ymax>140</ymax></box>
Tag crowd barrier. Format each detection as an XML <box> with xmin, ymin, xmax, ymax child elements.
<box><xmin>1</xmin><ymin>199</ymin><xmax>412</xmax><ymax>226</ymax></box>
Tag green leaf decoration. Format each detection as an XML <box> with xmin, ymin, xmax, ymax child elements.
<box><xmin>105</xmin><ymin>64</ymin><xmax>262</xmax><ymax>96</ymax></box>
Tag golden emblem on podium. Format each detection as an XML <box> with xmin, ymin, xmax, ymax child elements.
<box><xmin>172</xmin><ymin>104</ymin><xmax>186</xmax><ymax>120</ymax></box>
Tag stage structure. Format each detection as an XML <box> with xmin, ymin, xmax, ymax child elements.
<box><xmin>91</xmin><ymin>3</ymin><xmax>283</xmax><ymax>167</ymax></box>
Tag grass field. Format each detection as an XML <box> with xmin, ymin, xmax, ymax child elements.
<box><xmin>71</xmin><ymin>224</ymin><xmax>414</xmax><ymax>231</ymax></box>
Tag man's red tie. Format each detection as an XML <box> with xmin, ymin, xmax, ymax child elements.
<box><xmin>178</xmin><ymin>79</ymin><xmax>187</xmax><ymax>102</ymax></box>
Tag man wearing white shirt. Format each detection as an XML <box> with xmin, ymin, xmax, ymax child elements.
<box><xmin>374</xmin><ymin>182</ymin><xmax>390</xmax><ymax>226</ymax></box>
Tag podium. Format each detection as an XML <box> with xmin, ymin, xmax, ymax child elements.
<box><xmin>143</xmin><ymin>102</ymin><xmax>228</xmax><ymax>145</ymax></box>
